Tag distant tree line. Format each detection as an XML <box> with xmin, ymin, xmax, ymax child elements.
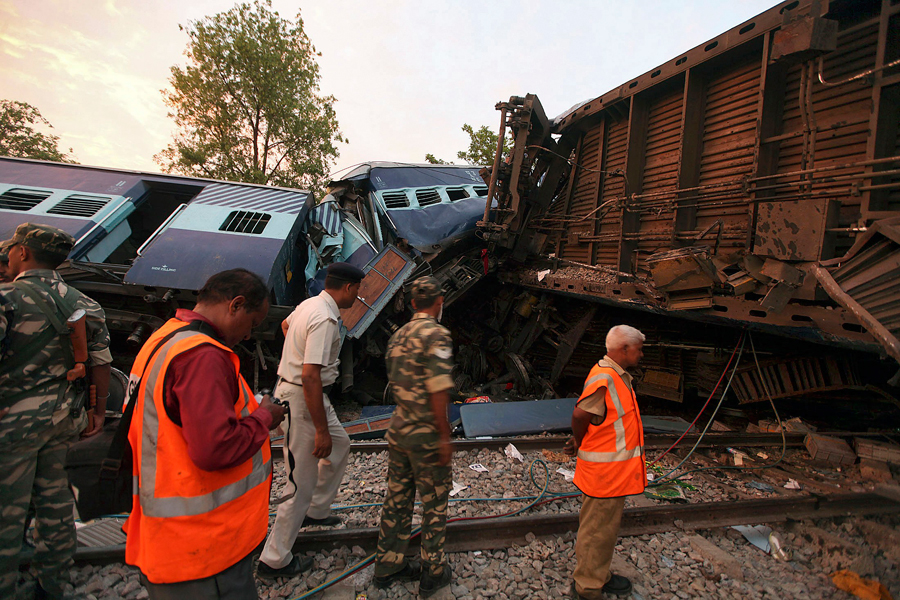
<box><xmin>426</xmin><ymin>123</ymin><xmax>512</xmax><ymax>166</ymax></box>
<box><xmin>0</xmin><ymin>99</ymin><xmax>76</xmax><ymax>163</ymax></box>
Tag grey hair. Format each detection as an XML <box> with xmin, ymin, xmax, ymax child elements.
<box><xmin>606</xmin><ymin>325</ymin><xmax>646</xmax><ymax>352</ymax></box>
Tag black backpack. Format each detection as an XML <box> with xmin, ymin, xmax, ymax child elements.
<box><xmin>65</xmin><ymin>323</ymin><xmax>194</xmax><ymax>522</ymax></box>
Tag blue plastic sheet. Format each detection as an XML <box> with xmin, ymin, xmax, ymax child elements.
<box><xmin>460</xmin><ymin>398</ymin><xmax>578</xmax><ymax>438</ymax></box>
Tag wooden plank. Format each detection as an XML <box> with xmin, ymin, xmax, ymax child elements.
<box><xmin>855</xmin><ymin>438</ymin><xmax>900</xmax><ymax>465</ymax></box>
<box><xmin>805</xmin><ymin>433</ymin><xmax>856</xmax><ymax>466</ymax></box>
<box><xmin>340</xmin><ymin>248</ymin><xmax>408</xmax><ymax>330</ymax></box>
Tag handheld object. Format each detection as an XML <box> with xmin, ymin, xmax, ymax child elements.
<box><xmin>66</xmin><ymin>309</ymin><xmax>88</xmax><ymax>381</ymax></box>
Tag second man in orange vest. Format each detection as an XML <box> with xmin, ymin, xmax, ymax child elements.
<box><xmin>565</xmin><ymin>324</ymin><xmax>646</xmax><ymax>599</ymax></box>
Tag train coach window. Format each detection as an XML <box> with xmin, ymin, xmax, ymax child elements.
<box><xmin>95</xmin><ymin>182</ymin><xmax>202</xmax><ymax>265</ymax></box>
<box><xmin>220</xmin><ymin>210</ymin><xmax>271</xmax><ymax>234</ymax></box>
<box><xmin>415</xmin><ymin>189</ymin><xmax>442</xmax><ymax>207</ymax></box>
<box><xmin>47</xmin><ymin>194</ymin><xmax>111</xmax><ymax>218</ymax></box>
<box><xmin>382</xmin><ymin>191</ymin><xmax>409</xmax><ymax>208</ymax></box>
<box><xmin>446</xmin><ymin>188</ymin><xmax>470</xmax><ymax>201</ymax></box>
<box><xmin>474</xmin><ymin>186</ymin><xmax>488</xmax><ymax>197</ymax></box>
<box><xmin>0</xmin><ymin>188</ymin><xmax>52</xmax><ymax>211</ymax></box>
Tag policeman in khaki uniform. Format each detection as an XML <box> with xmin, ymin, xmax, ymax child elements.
<box><xmin>374</xmin><ymin>276</ymin><xmax>455</xmax><ymax>598</ymax></box>
<box><xmin>0</xmin><ymin>223</ymin><xmax>112</xmax><ymax>600</ymax></box>
<box><xmin>258</xmin><ymin>262</ymin><xmax>363</xmax><ymax>579</ymax></box>
<box><xmin>566</xmin><ymin>325</ymin><xmax>646</xmax><ymax>599</ymax></box>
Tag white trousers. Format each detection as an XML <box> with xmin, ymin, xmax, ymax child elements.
<box><xmin>259</xmin><ymin>381</ymin><xmax>351</xmax><ymax>568</ymax></box>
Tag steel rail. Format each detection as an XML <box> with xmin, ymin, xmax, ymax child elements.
<box><xmin>57</xmin><ymin>491</ymin><xmax>900</xmax><ymax>565</ymax></box>
<box><xmin>279</xmin><ymin>491</ymin><xmax>900</xmax><ymax>554</ymax></box>
<box><xmin>271</xmin><ymin>432</ymin><xmax>807</xmax><ymax>455</ymax></box>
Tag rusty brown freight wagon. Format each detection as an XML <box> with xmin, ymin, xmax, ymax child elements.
<box><xmin>470</xmin><ymin>0</ymin><xmax>900</xmax><ymax>406</ymax></box>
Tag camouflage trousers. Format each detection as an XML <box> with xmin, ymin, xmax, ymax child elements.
<box><xmin>374</xmin><ymin>434</ymin><xmax>451</xmax><ymax>579</ymax></box>
<box><xmin>0</xmin><ymin>416</ymin><xmax>80</xmax><ymax>598</ymax></box>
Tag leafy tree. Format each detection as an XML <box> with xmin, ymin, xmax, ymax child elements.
<box><xmin>457</xmin><ymin>123</ymin><xmax>511</xmax><ymax>166</ymax></box>
<box><xmin>424</xmin><ymin>153</ymin><xmax>451</xmax><ymax>165</ymax></box>
<box><xmin>426</xmin><ymin>123</ymin><xmax>511</xmax><ymax>166</ymax></box>
<box><xmin>156</xmin><ymin>0</ymin><xmax>343</xmax><ymax>190</ymax></box>
<box><xmin>0</xmin><ymin>100</ymin><xmax>76</xmax><ymax>163</ymax></box>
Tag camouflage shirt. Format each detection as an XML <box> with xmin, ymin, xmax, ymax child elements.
<box><xmin>0</xmin><ymin>269</ymin><xmax>112</xmax><ymax>444</ymax></box>
<box><xmin>385</xmin><ymin>313</ymin><xmax>454</xmax><ymax>443</ymax></box>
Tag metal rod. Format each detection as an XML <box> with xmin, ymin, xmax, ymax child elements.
<box><xmin>484</xmin><ymin>105</ymin><xmax>508</xmax><ymax>223</ymax></box>
<box><xmin>136</xmin><ymin>203</ymin><xmax>187</xmax><ymax>257</ymax></box>
<box><xmin>74</xmin><ymin>196</ymin><xmax>134</xmax><ymax>247</ymax></box>
<box><xmin>811</xmin><ymin>265</ymin><xmax>900</xmax><ymax>365</ymax></box>
<box><xmin>859</xmin><ymin>182</ymin><xmax>900</xmax><ymax>192</ymax></box>
<box><xmin>57</xmin><ymin>491</ymin><xmax>900</xmax><ymax>564</ymax></box>
<box><xmin>817</xmin><ymin>55</ymin><xmax>900</xmax><ymax>87</ymax></box>
<box><xmin>747</xmin><ymin>156</ymin><xmax>900</xmax><ymax>183</ymax></box>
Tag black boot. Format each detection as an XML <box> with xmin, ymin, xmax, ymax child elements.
<box><xmin>419</xmin><ymin>565</ymin><xmax>451</xmax><ymax>598</ymax></box>
<box><xmin>374</xmin><ymin>560</ymin><xmax>421</xmax><ymax>589</ymax></box>
<box><xmin>601</xmin><ymin>574</ymin><xmax>632</xmax><ymax>596</ymax></box>
<box><xmin>256</xmin><ymin>554</ymin><xmax>314</xmax><ymax>580</ymax></box>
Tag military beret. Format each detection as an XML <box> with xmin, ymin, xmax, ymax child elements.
<box><xmin>0</xmin><ymin>223</ymin><xmax>74</xmax><ymax>257</ymax></box>
<box><xmin>327</xmin><ymin>262</ymin><xmax>366</xmax><ymax>283</ymax></box>
<box><xmin>411</xmin><ymin>276</ymin><xmax>443</xmax><ymax>303</ymax></box>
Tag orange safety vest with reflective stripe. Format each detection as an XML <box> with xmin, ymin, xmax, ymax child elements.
<box><xmin>573</xmin><ymin>361</ymin><xmax>646</xmax><ymax>498</ymax></box>
<box><xmin>123</xmin><ymin>318</ymin><xmax>272</xmax><ymax>584</ymax></box>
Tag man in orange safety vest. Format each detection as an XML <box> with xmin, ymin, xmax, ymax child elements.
<box><xmin>566</xmin><ymin>324</ymin><xmax>646</xmax><ymax>599</ymax></box>
<box><xmin>124</xmin><ymin>269</ymin><xmax>286</xmax><ymax>599</ymax></box>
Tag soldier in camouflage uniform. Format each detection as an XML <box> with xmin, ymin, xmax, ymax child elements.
<box><xmin>0</xmin><ymin>247</ymin><xmax>10</xmax><ymax>283</ymax></box>
<box><xmin>0</xmin><ymin>223</ymin><xmax>112</xmax><ymax>600</ymax></box>
<box><xmin>373</xmin><ymin>276</ymin><xmax>455</xmax><ymax>598</ymax></box>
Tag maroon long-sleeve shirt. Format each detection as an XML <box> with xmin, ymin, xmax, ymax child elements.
<box><xmin>162</xmin><ymin>309</ymin><xmax>272</xmax><ymax>471</ymax></box>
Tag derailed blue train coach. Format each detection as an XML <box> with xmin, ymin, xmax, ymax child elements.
<box><xmin>0</xmin><ymin>157</ymin><xmax>489</xmax><ymax>381</ymax></box>
<box><xmin>0</xmin><ymin>157</ymin><xmax>311</xmax><ymax>306</ymax></box>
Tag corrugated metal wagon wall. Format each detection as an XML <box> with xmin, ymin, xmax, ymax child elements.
<box><xmin>776</xmin><ymin>20</ymin><xmax>878</xmax><ymax>229</ymax></box>
<box><xmin>540</xmin><ymin>0</ymin><xmax>900</xmax><ymax>278</ymax></box>
<box><xmin>635</xmin><ymin>87</ymin><xmax>685</xmax><ymax>259</ymax></box>
<box><xmin>560</xmin><ymin>126</ymin><xmax>605</xmax><ymax>264</ymax></box>
<box><xmin>693</xmin><ymin>57</ymin><xmax>762</xmax><ymax>254</ymax></box>
<box><xmin>595</xmin><ymin>116</ymin><xmax>629</xmax><ymax>267</ymax></box>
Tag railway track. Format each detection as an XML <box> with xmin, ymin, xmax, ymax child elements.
<box><xmin>34</xmin><ymin>430</ymin><xmax>893</xmax><ymax>569</ymax></box>
<box><xmin>271</xmin><ymin>432</ymin><xmax>809</xmax><ymax>455</ymax></box>
<box><xmin>54</xmin><ymin>487</ymin><xmax>900</xmax><ymax>567</ymax></box>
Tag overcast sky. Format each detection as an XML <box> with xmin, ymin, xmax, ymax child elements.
<box><xmin>1</xmin><ymin>0</ymin><xmax>776</xmax><ymax>178</ymax></box>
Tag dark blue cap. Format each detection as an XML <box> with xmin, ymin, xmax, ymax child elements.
<box><xmin>327</xmin><ymin>262</ymin><xmax>366</xmax><ymax>283</ymax></box>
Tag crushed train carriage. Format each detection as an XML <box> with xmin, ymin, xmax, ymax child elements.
<box><xmin>0</xmin><ymin>158</ymin><xmax>492</xmax><ymax>394</ymax></box>
<box><xmin>4</xmin><ymin>0</ymin><xmax>900</xmax><ymax>413</ymax></box>
<box><xmin>466</xmin><ymin>0</ymin><xmax>900</xmax><ymax>407</ymax></box>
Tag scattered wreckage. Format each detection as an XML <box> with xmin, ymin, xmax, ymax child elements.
<box><xmin>0</xmin><ymin>158</ymin><xmax>491</xmax><ymax>398</ymax></box>
<box><xmin>2</xmin><ymin>0</ymin><xmax>900</xmax><ymax>417</ymax></box>
<box><xmin>464</xmin><ymin>0</ymin><xmax>900</xmax><ymax>410</ymax></box>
